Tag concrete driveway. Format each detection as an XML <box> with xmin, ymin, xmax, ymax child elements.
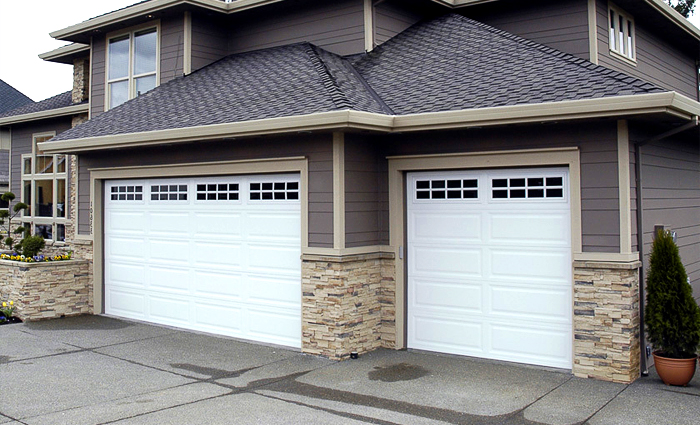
<box><xmin>1</xmin><ymin>316</ymin><xmax>699</xmax><ymax>425</ymax></box>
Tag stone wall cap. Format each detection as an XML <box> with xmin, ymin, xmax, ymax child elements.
<box><xmin>573</xmin><ymin>260</ymin><xmax>642</xmax><ymax>270</ymax></box>
<box><xmin>302</xmin><ymin>252</ymin><xmax>395</xmax><ymax>263</ymax></box>
<box><xmin>0</xmin><ymin>259</ymin><xmax>90</xmax><ymax>268</ymax></box>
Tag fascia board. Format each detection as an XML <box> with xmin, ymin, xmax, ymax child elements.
<box><xmin>643</xmin><ymin>0</ymin><xmax>700</xmax><ymax>41</ymax></box>
<box><xmin>39</xmin><ymin>43</ymin><xmax>90</xmax><ymax>62</ymax></box>
<box><xmin>0</xmin><ymin>104</ymin><xmax>89</xmax><ymax>127</ymax></box>
<box><xmin>37</xmin><ymin>110</ymin><xmax>394</xmax><ymax>154</ymax></box>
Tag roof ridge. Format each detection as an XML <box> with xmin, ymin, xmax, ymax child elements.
<box><xmin>304</xmin><ymin>44</ymin><xmax>354</xmax><ymax>110</ymax></box>
<box><xmin>454</xmin><ymin>14</ymin><xmax>664</xmax><ymax>93</ymax></box>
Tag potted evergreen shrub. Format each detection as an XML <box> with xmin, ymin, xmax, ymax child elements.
<box><xmin>645</xmin><ymin>229</ymin><xmax>700</xmax><ymax>386</ymax></box>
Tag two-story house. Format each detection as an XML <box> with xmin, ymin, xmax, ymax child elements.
<box><xmin>7</xmin><ymin>0</ymin><xmax>700</xmax><ymax>384</ymax></box>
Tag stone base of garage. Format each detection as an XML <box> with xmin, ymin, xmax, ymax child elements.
<box><xmin>0</xmin><ymin>259</ymin><xmax>92</xmax><ymax>321</ymax></box>
<box><xmin>572</xmin><ymin>260</ymin><xmax>641</xmax><ymax>384</ymax></box>
<box><xmin>301</xmin><ymin>252</ymin><xmax>396</xmax><ymax>359</ymax></box>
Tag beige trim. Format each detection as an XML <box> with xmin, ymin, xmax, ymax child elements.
<box><xmin>39</xmin><ymin>43</ymin><xmax>90</xmax><ymax>63</ymax></box>
<box><xmin>587</xmin><ymin>0</ymin><xmax>598</xmax><ymax>64</ymax></box>
<box><xmin>89</xmin><ymin>156</ymin><xmax>308</xmax><ymax>314</ymax></box>
<box><xmin>573</xmin><ymin>252</ymin><xmax>640</xmax><ymax>262</ymax></box>
<box><xmin>183</xmin><ymin>11</ymin><xmax>192</xmax><ymax>75</ymax></box>
<box><xmin>388</xmin><ymin>147</ymin><xmax>582</xmax><ymax>349</ymax></box>
<box><xmin>617</xmin><ymin>120</ymin><xmax>632</xmax><ymax>254</ymax></box>
<box><xmin>88</xmin><ymin>38</ymin><xmax>94</xmax><ymax>120</ymax></box>
<box><xmin>302</xmin><ymin>245</ymin><xmax>394</xmax><ymax>257</ymax></box>
<box><xmin>333</xmin><ymin>132</ymin><xmax>346</xmax><ymax>249</ymax></box>
<box><xmin>364</xmin><ymin>0</ymin><xmax>375</xmax><ymax>52</ymax></box>
<box><xmin>38</xmin><ymin>92</ymin><xmax>700</xmax><ymax>154</ymax></box>
<box><xmin>0</xmin><ymin>104</ymin><xmax>89</xmax><ymax>126</ymax></box>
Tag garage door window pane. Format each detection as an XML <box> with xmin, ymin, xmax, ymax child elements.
<box><xmin>416</xmin><ymin>179</ymin><xmax>478</xmax><ymax>200</ymax></box>
<box><xmin>197</xmin><ymin>182</ymin><xmax>239</xmax><ymax>201</ymax></box>
<box><xmin>492</xmin><ymin>176</ymin><xmax>564</xmax><ymax>199</ymax></box>
<box><xmin>151</xmin><ymin>184</ymin><xmax>187</xmax><ymax>201</ymax></box>
<box><xmin>250</xmin><ymin>181</ymin><xmax>299</xmax><ymax>201</ymax></box>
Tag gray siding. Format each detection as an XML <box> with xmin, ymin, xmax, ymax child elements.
<box><xmin>78</xmin><ymin>134</ymin><xmax>334</xmax><ymax>247</ymax></box>
<box><xmin>227</xmin><ymin>0</ymin><xmax>365</xmax><ymax>57</ymax></box>
<box><xmin>596</xmin><ymin>0</ymin><xmax>698</xmax><ymax>99</ymax></box>
<box><xmin>342</xmin><ymin>122</ymin><xmax>621</xmax><ymax>252</ymax></box>
<box><xmin>630</xmin><ymin>124</ymin><xmax>700</xmax><ymax>300</ymax></box>
<box><xmin>374</xmin><ymin>0</ymin><xmax>425</xmax><ymax>46</ymax></box>
<box><xmin>90</xmin><ymin>36</ymin><xmax>106</xmax><ymax>118</ymax></box>
<box><xmin>191</xmin><ymin>13</ymin><xmax>229</xmax><ymax>72</ymax></box>
<box><xmin>464</xmin><ymin>0</ymin><xmax>590</xmax><ymax>60</ymax></box>
<box><xmin>160</xmin><ymin>16</ymin><xmax>185</xmax><ymax>84</ymax></box>
<box><xmin>0</xmin><ymin>150</ymin><xmax>9</xmax><ymax>185</ymax></box>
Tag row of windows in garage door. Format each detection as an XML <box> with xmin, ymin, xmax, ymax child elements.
<box><xmin>109</xmin><ymin>181</ymin><xmax>300</xmax><ymax>202</ymax></box>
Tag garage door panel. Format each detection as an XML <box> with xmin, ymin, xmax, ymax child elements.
<box><xmin>192</xmin><ymin>242</ymin><xmax>243</xmax><ymax>269</ymax></box>
<box><xmin>148</xmin><ymin>295</ymin><xmax>190</xmax><ymax>324</ymax></box>
<box><xmin>411</xmin><ymin>212</ymin><xmax>482</xmax><ymax>243</ymax></box>
<box><xmin>490</xmin><ymin>249</ymin><xmax>570</xmax><ymax>282</ymax></box>
<box><xmin>108</xmin><ymin>211</ymin><xmax>146</xmax><ymax>233</ymax></box>
<box><xmin>149</xmin><ymin>212</ymin><xmax>192</xmax><ymax>236</ymax></box>
<box><xmin>490</xmin><ymin>324</ymin><xmax>571</xmax><ymax>368</ymax></box>
<box><xmin>489</xmin><ymin>213</ymin><xmax>570</xmax><ymax>245</ymax></box>
<box><xmin>149</xmin><ymin>239</ymin><xmax>191</xmax><ymax>263</ymax></box>
<box><xmin>248</xmin><ymin>276</ymin><xmax>300</xmax><ymax>307</ymax></box>
<box><xmin>490</xmin><ymin>286</ymin><xmax>570</xmax><ymax>320</ymax></box>
<box><xmin>193</xmin><ymin>212</ymin><xmax>243</xmax><ymax>238</ymax></box>
<box><xmin>411</xmin><ymin>315</ymin><xmax>483</xmax><ymax>351</ymax></box>
<box><xmin>248</xmin><ymin>245</ymin><xmax>300</xmax><ymax>274</ymax></box>
<box><xmin>148</xmin><ymin>266</ymin><xmax>192</xmax><ymax>293</ymax></box>
<box><xmin>193</xmin><ymin>271</ymin><xmax>243</xmax><ymax>300</ymax></box>
<box><xmin>107</xmin><ymin>262</ymin><xmax>146</xmax><ymax>287</ymax></box>
<box><xmin>105</xmin><ymin>174</ymin><xmax>301</xmax><ymax>348</ymax></box>
<box><xmin>413</xmin><ymin>246</ymin><xmax>482</xmax><ymax>277</ymax></box>
<box><xmin>412</xmin><ymin>279</ymin><xmax>482</xmax><ymax>312</ymax></box>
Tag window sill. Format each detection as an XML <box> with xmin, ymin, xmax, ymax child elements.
<box><xmin>609</xmin><ymin>49</ymin><xmax>637</xmax><ymax>67</ymax></box>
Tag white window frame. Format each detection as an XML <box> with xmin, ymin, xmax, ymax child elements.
<box><xmin>105</xmin><ymin>21</ymin><xmax>161</xmax><ymax>111</ymax></box>
<box><xmin>608</xmin><ymin>4</ymin><xmax>636</xmax><ymax>63</ymax></box>
<box><xmin>20</xmin><ymin>132</ymin><xmax>68</xmax><ymax>243</ymax></box>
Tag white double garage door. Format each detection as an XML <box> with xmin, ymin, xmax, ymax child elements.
<box><xmin>104</xmin><ymin>168</ymin><xmax>572</xmax><ymax>368</ymax></box>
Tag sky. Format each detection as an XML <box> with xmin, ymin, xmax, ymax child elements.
<box><xmin>1</xmin><ymin>0</ymin><xmax>700</xmax><ymax>102</ymax></box>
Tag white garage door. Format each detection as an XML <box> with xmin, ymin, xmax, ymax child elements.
<box><xmin>407</xmin><ymin>168</ymin><xmax>572</xmax><ymax>369</ymax></box>
<box><xmin>104</xmin><ymin>174</ymin><xmax>301</xmax><ymax>348</ymax></box>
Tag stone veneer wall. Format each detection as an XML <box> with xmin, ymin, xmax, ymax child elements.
<box><xmin>72</xmin><ymin>57</ymin><xmax>90</xmax><ymax>104</ymax></box>
<box><xmin>301</xmin><ymin>252</ymin><xmax>395</xmax><ymax>359</ymax></box>
<box><xmin>572</xmin><ymin>260</ymin><xmax>641</xmax><ymax>384</ymax></box>
<box><xmin>0</xmin><ymin>260</ymin><xmax>92</xmax><ymax>321</ymax></box>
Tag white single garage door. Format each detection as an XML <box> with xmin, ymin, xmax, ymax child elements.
<box><xmin>104</xmin><ymin>174</ymin><xmax>301</xmax><ymax>348</ymax></box>
<box><xmin>407</xmin><ymin>168</ymin><xmax>572</xmax><ymax>369</ymax></box>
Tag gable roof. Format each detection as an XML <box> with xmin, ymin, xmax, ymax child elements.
<box><xmin>51</xmin><ymin>14</ymin><xmax>670</xmax><ymax>144</ymax></box>
<box><xmin>0</xmin><ymin>80</ymin><xmax>33</xmax><ymax>115</ymax></box>
<box><xmin>0</xmin><ymin>91</ymin><xmax>88</xmax><ymax>127</ymax></box>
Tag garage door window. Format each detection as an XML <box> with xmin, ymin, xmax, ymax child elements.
<box><xmin>110</xmin><ymin>185</ymin><xmax>143</xmax><ymax>201</ymax></box>
<box><xmin>151</xmin><ymin>184</ymin><xmax>187</xmax><ymax>201</ymax></box>
<box><xmin>492</xmin><ymin>176</ymin><xmax>563</xmax><ymax>199</ymax></box>
<box><xmin>196</xmin><ymin>183</ymin><xmax>239</xmax><ymax>201</ymax></box>
<box><xmin>415</xmin><ymin>179</ymin><xmax>478</xmax><ymax>200</ymax></box>
<box><xmin>250</xmin><ymin>181</ymin><xmax>299</xmax><ymax>200</ymax></box>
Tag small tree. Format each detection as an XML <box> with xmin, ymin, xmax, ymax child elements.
<box><xmin>0</xmin><ymin>192</ymin><xmax>28</xmax><ymax>252</ymax></box>
<box><xmin>645</xmin><ymin>229</ymin><xmax>700</xmax><ymax>358</ymax></box>
<box><xmin>666</xmin><ymin>0</ymin><xmax>696</xmax><ymax>17</ymax></box>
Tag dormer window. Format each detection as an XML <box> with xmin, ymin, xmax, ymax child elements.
<box><xmin>609</xmin><ymin>5</ymin><xmax>635</xmax><ymax>62</ymax></box>
<box><xmin>107</xmin><ymin>26</ymin><xmax>159</xmax><ymax>109</ymax></box>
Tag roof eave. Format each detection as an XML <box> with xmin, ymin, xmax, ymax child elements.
<box><xmin>39</xmin><ymin>44</ymin><xmax>90</xmax><ymax>64</ymax></box>
<box><xmin>37</xmin><ymin>93</ymin><xmax>700</xmax><ymax>154</ymax></box>
<box><xmin>0</xmin><ymin>103</ymin><xmax>89</xmax><ymax>127</ymax></box>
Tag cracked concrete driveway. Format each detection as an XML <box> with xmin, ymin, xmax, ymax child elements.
<box><xmin>1</xmin><ymin>315</ymin><xmax>699</xmax><ymax>425</ymax></box>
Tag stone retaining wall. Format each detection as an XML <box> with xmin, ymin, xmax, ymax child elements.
<box><xmin>572</xmin><ymin>260</ymin><xmax>641</xmax><ymax>384</ymax></box>
<box><xmin>301</xmin><ymin>252</ymin><xmax>395</xmax><ymax>359</ymax></box>
<box><xmin>0</xmin><ymin>260</ymin><xmax>92</xmax><ymax>321</ymax></box>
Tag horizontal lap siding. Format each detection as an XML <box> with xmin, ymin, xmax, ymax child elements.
<box><xmin>374</xmin><ymin>0</ymin><xmax>425</xmax><ymax>46</ymax></box>
<box><xmin>0</xmin><ymin>150</ymin><xmax>9</xmax><ymax>184</ymax></box>
<box><xmin>77</xmin><ymin>135</ymin><xmax>334</xmax><ymax>248</ymax></box>
<box><xmin>596</xmin><ymin>0</ymin><xmax>697</xmax><ymax>98</ymax></box>
<box><xmin>160</xmin><ymin>16</ymin><xmax>185</xmax><ymax>84</ymax></box>
<box><xmin>227</xmin><ymin>0</ymin><xmax>365</xmax><ymax>57</ymax></box>
<box><xmin>464</xmin><ymin>0</ymin><xmax>590</xmax><ymax>60</ymax></box>
<box><xmin>90</xmin><ymin>37</ymin><xmax>106</xmax><ymax>118</ymax></box>
<box><xmin>631</xmin><ymin>126</ymin><xmax>700</xmax><ymax>300</ymax></box>
<box><xmin>191</xmin><ymin>14</ymin><xmax>229</xmax><ymax>72</ymax></box>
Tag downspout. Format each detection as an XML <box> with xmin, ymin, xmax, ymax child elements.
<box><xmin>635</xmin><ymin>116</ymin><xmax>699</xmax><ymax>376</ymax></box>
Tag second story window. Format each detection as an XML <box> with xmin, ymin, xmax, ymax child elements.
<box><xmin>107</xmin><ymin>26</ymin><xmax>158</xmax><ymax>109</ymax></box>
<box><xmin>609</xmin><ymin>6</ymin><xmax>635</xmax><ymax>61</ymax></box>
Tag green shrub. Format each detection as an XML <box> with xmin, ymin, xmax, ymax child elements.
<box><xmin>645</xmin><ymin>229</ymin><xmax>700</xmax><ymax>358</ymax></box>
<box><xmin>0</xmin><ymin>191</ymin><xmax>28</xmax><ymax>252</ymax></box>
<box><xmin>16</xmin><ymin>235</ymin><xmax>45</xmax><ymax>258</ymax></box>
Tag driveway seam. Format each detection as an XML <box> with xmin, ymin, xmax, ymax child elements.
<box><xmin>580</xmin><ymin>382</ymin><xmax>629</xmax><ymax>424</ymax></box>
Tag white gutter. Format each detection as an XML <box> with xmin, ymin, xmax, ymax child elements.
<box><xmin>0</xmin><ymin>104</ymin><xmax>89</xmax><ymax>127</ymax></box>
<box><xmin>39</xmin><ymin>43</ymin><xmax>90</xmax><ymax>62</ymax></box>
<box><xmin>37</xmin><ymin>92</ymin><xmax>700</xmax><ymax>154</ymax></box>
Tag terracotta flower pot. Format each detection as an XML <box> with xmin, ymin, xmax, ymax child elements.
<box><xmin>652</xmin><ymin>351</ymin><xmax>698</xmax><ymax>386</ymax></box>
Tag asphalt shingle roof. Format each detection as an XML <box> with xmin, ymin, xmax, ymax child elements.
<box><xmin>0</xmin><ymin>80</ymin><xmax>33</xmax><ymax>115</ymax></box>
<box><xmin>51</xmin><ymin>14</ymin><xmax>666</xmax><ymax>142</ymax></box>
<box><xmin>0</xmin><ymin>91</ymin><xmax>75</xmax><ymax>119</ymax></box>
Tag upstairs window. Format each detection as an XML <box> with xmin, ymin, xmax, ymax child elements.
<box><xmin>609</xmin><ymin>5</ymin><xmax>635</xmax><ymax>61</ymax></box>
<box><xmin>107</xmin><ymin>26</ymin><xmax>158</xmax><ymax>109</ymax></box>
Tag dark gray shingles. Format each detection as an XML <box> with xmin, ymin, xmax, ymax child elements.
<box><xmin>0</xmin><ymin>80</ymin><xmax>33</xmax><ymax>115</ymax></box>
<box><xmin>0</xmin><ymin>91</ymin><xmax>75</xmax><ymax>119</ymax></box>
<box><xmin>52</xmin><ymin>43</ymin><xmax>387</xmax><ymax>141</ymax></box>
<box><xmin>352</xmin><ymin>14</ymin><xmax>666</xmax><ymax>115</ymax></box>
